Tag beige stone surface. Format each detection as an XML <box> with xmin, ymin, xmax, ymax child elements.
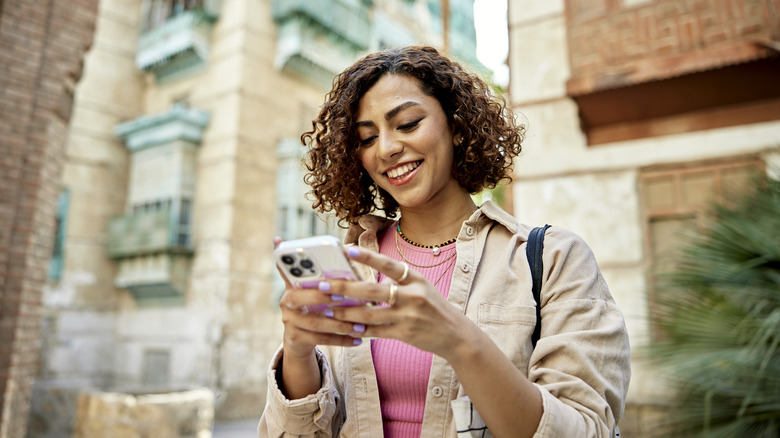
<box><xmin>509</xmin><ymin>14</ymin><xmax>569</xmax><ymax>104</ymax></box>
<box><xmin>98</xmin><ymin>0</ymin><xmax>142</xmax><ymax>26</ymax></box>
<box><xmin>93</xmin><ymin>9</ymin><xmax>139</xmax><ymax>55</ymax></box>
<box><xmin>191</xmin><ymin>239</ymin><xmax>233</xmax><ymax>275</ymax></box>
<box><xmin>230</xmin><ymin>202</ymin><xmax>275</xmax><ymax>248</ymax></box>
<box><xmin>515</xmin><ymin>101</ymin><xmax>780</xmax><ymax>178</ymax></box>
<box><xmin>513</xmin><ymin>170</ymin><xmax>644</xmax><ymax>264</ymax></box>
<box><xmin>65</xmin><ymin>185</ymin><xmax>125</xmax><ymax>237</ymax></box>
<box><xmin>197</xmin><ymin>159</ymin><xmax>237</xmax><ymax>205</ymax></box>
<box><xmin>764</xmin><ymin>149</ymin><xmax>780</xmax><ymax>180</ymax></box>
<box><xmin>77</xmin><ymin>49</ymin><xmax>144</xmax><ymax>114</ymax></box>
<box><xmin>53</xmin><ymin>241</ymin><xmax>121</xmax><ymax>306</ymax></box>
<box><xmin>66</xmin><ymin>132</ymin><xmax>128</xmax><ymax>170</ymax></box>
<box><xmin>229</xmin><ymin>246</ymin><xmax>275</xmax><ymax>278</ymax></box>
<box><xmin>69</xmin><ymin>100</ymin><xmax>139</xmax><ymax>136</ymax></box>
<box><xmin>193</xmin><ymin>204</ymin><xmax>234</xmax><ymax>242</ymax></box>
<box><xmin>508</xmin><ymin>0</ymin><xmax>564</xmax><ymax>25</ymax></box>
<box><xmin>199</xmin><ymin>136</ymin><xmax>238</xmax><ymax>164</ymax></box>
<box><xmin>599</xmin><ymin>266</ymin><xmax>649</xmax><ymax>347</ymax></box>
<box><xmin>73</xmin><ymin>248</ymin><xmax>120</xmax><ymax>300</ymax></box>
<box><xmin>75</xmin><ymin>388</ymin><xmax>214</xmax><ymax>438</ymax></box>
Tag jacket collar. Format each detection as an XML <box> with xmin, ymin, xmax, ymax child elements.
<box><xmin>344</xmin><ymin>200</ymin><xmax>519</xmax><ymax>246</ymax></box>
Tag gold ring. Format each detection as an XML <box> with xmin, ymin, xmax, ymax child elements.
<box><xmin>396</xmin><ymin>263</ymin><xmax>409</xmax><ymax>283</ymax></box>
<box><xmin>387</xmin><ymin>284</ymin><xmax>398</xmax><ymax>306</ymax></box>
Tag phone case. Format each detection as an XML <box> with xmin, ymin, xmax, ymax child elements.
<box><xmin>274</xmin><ymin>235</ymin><xmax>368</xmax><ymax>311</ymax></box>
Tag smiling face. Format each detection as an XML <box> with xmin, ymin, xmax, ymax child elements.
<box><xmin>355</xmin><ymin>74</ymin><xmax>463</xmax><ymax>211</ymax></box>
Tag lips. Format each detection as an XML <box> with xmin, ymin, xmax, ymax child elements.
<box><xmin>386</xmin><ymin>161</ymin><xmax>421</xmax><ymax>179</ymax></box>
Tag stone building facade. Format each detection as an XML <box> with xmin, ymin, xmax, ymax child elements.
<box><xmin>507</xmin><ymin>0</ymin><xmax>780</xmax><ymax>436</ymax></box>
<box><xmin>20</xmin><ymin>0</ymin><xmax>484</xmax><ymax>435</ymax></box>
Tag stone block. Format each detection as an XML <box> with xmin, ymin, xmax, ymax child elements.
<box><xmin>77</xmin><ymin>47</ymin><xmax>143</xmax><ymax>113</ymax></box>
<box><xmin>508</xmin><ymin>0</ymin><xmax>564</xmax><ymax>25</ymax></box>
<box><xmin>74</xmin><ymin>388</ymin><xmax>214</xmax><ymax>438</ymax></box>
<box><xmin>198</xmin><ymin>136</ymin><xmax>238</xmax><ymax>165</ymax></box>
<box><xmin>93</xmin><ymin>9</ymin><xmax>139</xmax><ymax>54</ymax></box>
<box><xmin>65</xmin><ymin>188</ymin><xmax>125</xmax><ymax>238</ymax></box>
<box><xmin>514</xmin><ymin>98</ymin><xmax>587</xmax><ymax>175</ymax></box>
<box><xmin>509</xmin><ymin>14</ymin><xmax>569</xmax><ymax>104</ymax></box>
<box><xmin>98</xmin><ymin>0</ymin><xmax>143</xmax><ymax>27</ymax></box>
<box><xmin>230</xmin><ymin>202</ymin><xmax>275</xmax><ymax>247</ymax></box>
<box><xmin>188</xmin><ymin>51</ymin><xmax>244</xmax><ymax>102</ymax></box>
<box><xmin>513</xmin><ymin>170</ymin><xmax>644</xmax><ymax>264</ymax></box>
<box><xmin>49</xmin><ymin>242</ymin><xmax>120</xmax><ymax>308</ymax></box>
<box><xmin>66</xmin><ymin>134</ymin><xmax>128</xmax><ymax>171</ymax></box>
<box><xmin>27</xmin><ymin>382</ymin><xmax>82</xmax><ymax>438</ymax></box>
<box><xmin>598</xmin><ymin>266</ymin><xmax>649</xmax><ymax>347</ymax></box>
<box><xmin>197</xmin><ymin>159</ymin><xmax>236</xmax><ymax>204</ymax></box>
<box><xmin>193</xmin><ymin>204</ymin><xmax>233</xmax><ymax>242</ymax></box>
<box><xmin>233</xmin><ymin>158</ymin><xmax>276</xmax><ymax>208</ymax></box>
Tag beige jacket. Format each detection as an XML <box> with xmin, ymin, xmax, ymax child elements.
<box><xmin>259</xmin><ymin>201</ymin><xmax>631</xmax><ymax>437</ymax></box>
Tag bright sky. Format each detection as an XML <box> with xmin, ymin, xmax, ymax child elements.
<box><xmin>473</xmin><ymin>0</ymin><xmax>509</xmax><ymax>86</ymax></box>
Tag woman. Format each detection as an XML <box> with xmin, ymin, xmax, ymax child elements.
<box><xmin>259</xmin><ymin>46</ymin><xmax>630</xmax><ymax>437</ymax></box>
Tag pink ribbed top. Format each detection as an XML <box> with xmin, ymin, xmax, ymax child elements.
<box><xmin>372</xmin><ymin>224</ymin><xmax>457</xmax><ymax>438</ymax></box>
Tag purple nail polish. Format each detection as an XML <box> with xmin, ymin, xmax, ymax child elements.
<box><xmin>318</xmin><ymin>281</ymin><xmax>330</xmax><ymax>292</ymax></box>
<box><xmin>353</xmin><ymin>324</ymin><xmax>366</xmax><ymax>333</ymax></box>
<box><xmin>299</xmin><ymin>280</ymin><xmax>319</xmax><ymax>289</ymax></box>
<box><xmin>324</xmin><ymin>309</ymin><xmax>334</xmax><ymax>318</ymax></box>
<box><xmin>347</xmin><ymin>247</ymin><xmax>360</xmax><ymax>257</ymax></box>
<box><xmin>353</xmin><ymin>338</ymin><xmax>363</xmax><ymax>345</ymax></box>
<box><xmin>331</xmin><ymin>294</ymin><xmax>344</xmax><ymax>301</ymax></box>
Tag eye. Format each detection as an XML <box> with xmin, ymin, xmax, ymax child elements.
<box><xmin>398</xmin><ymin>118</ymin><xmax>422</xmax><ymax>131</ymax></box>
<box><xmin>359</xmin><ymin>136</ymin><xmax>376</xmax><ymax>147</ymax></box>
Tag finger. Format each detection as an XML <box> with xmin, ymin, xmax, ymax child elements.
<box><xmin>346</xmin><ymin>247</ymin><xmax>419</xmax><ymax>284</ymax></box>
<box><xmin>326</xmin><ymin>279</ymin><xmax>394</xmax><ymax>306</ymax></box>
<box><xmin>280</xmin><ymin>284</ymin><xmax>346</xmax><ymax>312</ymax></box>
<box><xmin>287</xmin><ymin>328</ymin><xmax>365</xmax><ymax>348</ymax></box>
<box><xmin>287</xmin><ymin>310</ymin><xmax>369</xmax><ymax>339</ymax></box>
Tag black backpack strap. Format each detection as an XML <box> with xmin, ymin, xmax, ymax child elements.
<box><xmin>527</xmin><ymin>224</ymin><xmax>551</xmax><ymax>349</ymax></box>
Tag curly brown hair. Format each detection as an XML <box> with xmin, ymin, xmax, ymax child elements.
<box><xmin>302</xmin><ymin>46</ymin><xmax>524</xmax><ymax>225</ymax></box>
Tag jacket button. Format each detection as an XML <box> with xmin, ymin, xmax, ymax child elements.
<box><xmin>466</xmin><ymin>226</ymin><xmax>473</xmax><ymax>236</ymax></box>
<box><xmin>460</xmin><ymin>263</ymin><xmax>469</xmax><ymax>273</ymax></box>
<box><xmin>432</xmin><ymin>386</ymin><xmax>443</xmax><ymax>397</ymax></box>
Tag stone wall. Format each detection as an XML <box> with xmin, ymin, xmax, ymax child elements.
<box><xmin>0</xmin><ymin>1</ymin><xmax>99</xmax><ymax>437</ymax></box>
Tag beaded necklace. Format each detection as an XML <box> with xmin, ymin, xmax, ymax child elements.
<box><xmin>394</xmin><ymin>226</ymin><xmax>458</xmax><ymax>289</ymax></box>
<box><xmin>396</xmin><ymin>223</ymin><xmax>457</xmax><ymax>256</ymax></box>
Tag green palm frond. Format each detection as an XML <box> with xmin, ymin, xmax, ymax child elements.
<box><xmin>648</xmin><ymin>177</ymin><xmax>780</xmax><ymax>438</ymax></box>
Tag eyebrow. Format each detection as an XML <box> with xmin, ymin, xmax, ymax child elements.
<box><xmin>355</xmin><ymin>101</ymin><xmax>421</xmax><ymax>128</ymax></box>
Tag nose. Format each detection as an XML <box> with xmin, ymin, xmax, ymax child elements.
<box><xmin>377</xmin><ymin>131</ymin><xmax>403</xmax><ymax>160</ymax></box>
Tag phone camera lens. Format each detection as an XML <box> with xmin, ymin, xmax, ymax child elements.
<box><xmin>300</xmin><ymin>259</ymin><xmax>314</xmax><ymax>269</ymax></box>
<box><xmin>290</xmin><ymin>267</ymin><xmax>303</xmax><ymax>277</ymax></box>
<box><xmin>281</xmin><ymin>255</ymin><xmax>295</xmax><ymax>265</ymax></box>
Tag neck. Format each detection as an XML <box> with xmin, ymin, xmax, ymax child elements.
<box><xmin>397</xmin><ymin>190</ymin><xmax>477</xmax><ymax>247</ymax></box>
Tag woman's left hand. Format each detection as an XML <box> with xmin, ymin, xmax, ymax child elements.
<box><xmin>323</xmin><ymin>246</ymin><xmax>473</xmax><ymax>360</ymax></box>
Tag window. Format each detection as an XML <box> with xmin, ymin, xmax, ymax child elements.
<box><xmin>141</xmin><ymin>0</ymin><xmax>205</xmax><ymax>32</ymax></box>
<box><xmin>48</xmin><ymin>190</ymin><xmax>70</xmax><ymax>281</ymax></box>
<box><xmin>640</xmin><ymin>158</ymin><xmax>763</xmax><ymax>337</ymax></box>
<box><xmin>142</xmin><ymin>349</ymin><xmax>171</xmax><ymax>387</ymax></box>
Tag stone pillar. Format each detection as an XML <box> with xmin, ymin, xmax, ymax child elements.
<box><xmin>0</xmin><ymin>1</ymin><xmax>99</xmax><ymax>437</ymax></box>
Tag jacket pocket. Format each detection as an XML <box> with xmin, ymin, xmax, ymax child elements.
<box><xmin>477</xmin><ymin>303</ymin><xmax>536</xmax><ymax>372</ymax></box>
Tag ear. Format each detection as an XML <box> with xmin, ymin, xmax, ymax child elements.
<box><xmin>452</xmin><ymin>133</ymin><xmax>462</xmax><ymax>146</ymax></box>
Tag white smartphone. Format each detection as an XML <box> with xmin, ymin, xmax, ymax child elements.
<box><xmin>274</xmin><ymin>235</ymin><xmax>368</xmax><ymax>310</ymax></box>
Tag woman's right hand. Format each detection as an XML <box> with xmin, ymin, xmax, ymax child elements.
<box><xmin>273</xmin><ymin>237</ymin><xmax>366</xmax><ymax>399</ymax></box>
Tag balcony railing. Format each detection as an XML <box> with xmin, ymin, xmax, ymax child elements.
<box><xmin>271</xmin><ymin>0</ymin><xmax>370</xmax><ymax>50</ymax></box>
<box><xmin>107</xmin><ymin>200</ymin><xmax>193</xmax><ymax>259</ymax></box>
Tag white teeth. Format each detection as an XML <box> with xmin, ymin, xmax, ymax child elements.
<box><xmin>387</xmin><ymin>161</ymin><xmax>420</xmax><ymax>179</ymax></box>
